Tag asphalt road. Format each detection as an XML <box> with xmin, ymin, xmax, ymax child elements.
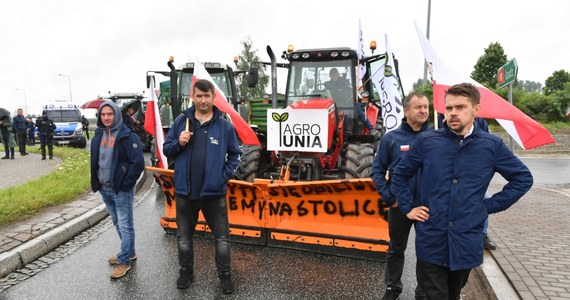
<box><xmin>5</xmin><ymin>155</ymin><xmax>565</xmax><ymax>299</ymax></box>
<box><xmin>1</xmin><ymin>185</ymin><xmax>419</xmax><ymax>300</ymax></box>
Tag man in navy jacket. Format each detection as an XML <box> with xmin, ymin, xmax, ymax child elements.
<box><xmin>372</xmin><ymin>92</ymin><xmax>431</xmax><ymax>300</ymax></box>
<box><xmin>90</xmin><ymin>100</ymin><xmax>145</xmax><ymax>279</ymax></box>
<box><xmin>390</xmin><ymin>83</ymin><xmax>533</xmax><ymax>300</ymax></box>
<box><xmin>163</xmin><ymin>79</ymin><xmax>241</xmax><ymax>294</ymax></box>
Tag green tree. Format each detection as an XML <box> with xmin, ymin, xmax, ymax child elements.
<box><xmin>543</xmin><ymin>69</ymin><xmax>570</xmax><ymax>95</ymax></box>
<box><xmin>471</xmin><ymin>42</ymin><xmax>507</xmax><ymax>89</ymax></box>
<box><xmin>235</xmin><ymin>37</ymin><xmax>269</xmax><ymax>99</ymax></box>
<box><xmin>515</xmin><ymin>80</ymin><xmax>542</xmax><ymax>93</ymax></box>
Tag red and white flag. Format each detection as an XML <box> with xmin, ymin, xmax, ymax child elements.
<box><xmin>191</xmin><ymin>60</ymin><xmax>261</xmax><ymax>146</ymax></box>
<box><xmin>144</xmin><ymin>76</ymin><xmax>168</xmax><ymax>169</ymax></box>
<box><xmin>414</xmin><ymin>22</ymin><xmax>555</xmax><ymax>150</ymax></box>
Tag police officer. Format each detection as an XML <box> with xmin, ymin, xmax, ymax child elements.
<box><xmin>81</xmin><ymin>115</ymin><xmax>90</xmax><ymax>140</ymax></box>
<box><xmin>36</xmin><ymin>111</ymin><xmax>56</xmax><ymax>160</ymax></box>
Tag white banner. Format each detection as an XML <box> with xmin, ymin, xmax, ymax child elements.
<box><xmin>372</xmin><ymin>34</ymin><xmax>404</xmax><ymax>132</ymax></box>
<box><xmin>267</xmin><ymin>109</ymin><xmax>328</xmax><ymax>153</ymax></box>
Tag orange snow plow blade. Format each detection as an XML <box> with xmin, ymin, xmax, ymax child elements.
<box><xmin>147</xmin><ymin>166</ymin><xmax>390</xmax><ymax>260</ymax></box>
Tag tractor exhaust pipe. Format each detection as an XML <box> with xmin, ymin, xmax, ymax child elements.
<box><xmin>167</xmin><ymin>57</ymin><xmax>180</xmax><ymax>118</ymax></box>
<box><xmin>267</xmin><ymin>45</ymin><xmax>278</xmax><ymax>109</ymax></box>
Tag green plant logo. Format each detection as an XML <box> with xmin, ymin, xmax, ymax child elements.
<box><xmin>272</xmin><ymin>112</ymin><xmax>288</xmax><ymax>147</ymax></box>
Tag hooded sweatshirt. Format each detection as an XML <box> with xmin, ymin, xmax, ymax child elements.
<box><xmin>96</xmin><ymin>101</ymin><xmax>123</xmax><ymax>191</ymax></box>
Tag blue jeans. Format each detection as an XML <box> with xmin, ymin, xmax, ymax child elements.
<box><xmin>175</xmin><ymin>194</ymin><xmax>231</xmax><ymax>274</ymax></box>
<box><xmin>100</xmin><ymin>188</ymin><xmax>136</xmax><ymax>264</ymax></box>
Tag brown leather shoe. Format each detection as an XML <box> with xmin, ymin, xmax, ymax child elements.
<box><xmin>110</xmin><ymin>264</ymin><xmax>131</xmax><ymax>279</ymax></box>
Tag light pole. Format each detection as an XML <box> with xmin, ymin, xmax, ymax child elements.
<box><xmin>58</xmin><ymin>73</ymin><xmax>73</xmax><ymax>102</ymax></box>
<box><xmin>422</xmin><ymin>0</ymin><xmax>432</xmax><ymax>84</ymax></box>
<box><xmin>15</xmin><ymin>88</ymin><xmax>27</xmax><ymax>114</ymax></box>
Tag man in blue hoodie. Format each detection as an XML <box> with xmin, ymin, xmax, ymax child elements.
<box><xmin>90</xmin><ymin>100</ymin><xmax>145</xmax><ymax>279</ymax></box>
<box><xmin>391</xmin><ymin>83</ymin><xmax>532</xmax><ymax>300</ymax></box>
<box><xmin>163</xmin><ymin>79</ymin><xmax>241</xmax><ymax>294</ymax></box>
<box><xmin>371</xmin><ymin>92</ymin><xmax>431</xmax><ymax>300</ymax></box>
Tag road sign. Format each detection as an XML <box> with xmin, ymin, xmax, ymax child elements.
<box><xmin>497</xmin><ymin>58</ymin><xmax>518</xmax><ymax>88</ymax></box>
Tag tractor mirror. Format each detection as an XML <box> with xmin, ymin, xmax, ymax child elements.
<box><xmin>146</xmin><ymin>75</ymin><xmax>155</xmax><ymax>89</ymax></box>
<box><xmin>247</xmin><ymin>67</ymin><xmax>259</xmax><ymax>88</ymax></box>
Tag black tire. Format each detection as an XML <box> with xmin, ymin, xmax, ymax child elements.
<box><xmin>235</xmin><ymin>145</ymin><xmax>262</xmax><ymax>182</ymax></box>
<box><xmin>75</xmin><ymin>137</ymin><xmax>87</xmax><ymax>148</ymax></box>
<box><xmin>342</xmin><ymin>143</ymin><xmax>374</xmax><ymax>179</ymax></box>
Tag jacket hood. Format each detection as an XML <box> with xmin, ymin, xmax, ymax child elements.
<box><xmin>97</xmin><ymin>100</ymin><xmax>123</xmax><ymax>130</ymax></box>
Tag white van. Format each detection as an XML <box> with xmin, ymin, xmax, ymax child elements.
<box><xmin>41</xmin><ymin>102</ymin><xmax>87</xmax><ymax>148</ymax></box>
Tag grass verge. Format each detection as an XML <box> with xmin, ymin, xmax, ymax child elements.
<box><xmin>0</xmin><ymin>146</ymin><xmax>90</xmax><ymax>226</ymax></box>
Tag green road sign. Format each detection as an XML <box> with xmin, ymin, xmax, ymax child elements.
<box><xmin>497</xmin><ymin>58</ymin><xmax>518</xmax><ymax>88</ymax></box>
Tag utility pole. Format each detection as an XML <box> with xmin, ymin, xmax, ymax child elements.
<box><xmin>422</xmin><ymin>0</ymin><xmax>432</xmax><ymax>84</ymax></box>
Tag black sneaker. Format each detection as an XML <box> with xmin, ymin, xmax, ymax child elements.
<box><xmin>483</xmin><ymin>235</ymin><xmax>497</xmax><ymax>250</ymax></box>
<box><xmin>176</xmin><ymin>269</ymin><xmax>193</xmax><ymax>289</ymax></box>
<box><xmin>219</xmin><ymin>272</ymin><xmax>235</xmax><ymax>294</ymax></box>
<box><xmin>0</xmin><ymin>156</ymin><xmax>8</xmax><ymax>160</ymax></box>
<box><xmin>381</xmin><ymin>287</ymin><xmax>401</xmax><ymax>300</ymax></box>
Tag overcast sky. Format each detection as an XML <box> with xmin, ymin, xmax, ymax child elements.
<box><xmin>1</xmin><ymin>0</ymin><xmax>568</xmax><ymax>116</ymax></box>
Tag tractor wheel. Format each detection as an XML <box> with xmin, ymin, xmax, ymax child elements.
<box><xmin>235</xmin><ymin>145</ymin><xmax>262</xmax><ymax>182</ymax></box>
<box><xmin>342</xmin><ymin>143</ymin><xmax>374</xmax><ymax>179</ymax></box>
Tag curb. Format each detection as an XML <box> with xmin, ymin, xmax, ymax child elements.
<box><xmin>0</xmin><ymin>170</ymin><xmax>149</xmax><ymax>278</ymax></box>
<box><xmin>475</xmin><ymin>250</ymin><xmax>519</xmax><ymax>300</ymax></box>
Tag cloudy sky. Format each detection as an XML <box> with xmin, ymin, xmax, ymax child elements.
<box><xmin>1</xmin><ymin>0</ymin><xmax>568</xmax><ymax>116</ymax></box>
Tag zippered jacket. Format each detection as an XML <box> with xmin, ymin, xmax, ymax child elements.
<box><xmin>390</xmin><ymin>123</ymin><xmax>533</xmax><ymax>270</ymax></box>
<box><xmin>163</xmin><ymin>106</ymin><xmax>241</xmax><ymax>197</ymax></box>
<box><xmin>371</xmin><ymin>120</ymin><xmax>431</xmax><ymax>206</ymax></box>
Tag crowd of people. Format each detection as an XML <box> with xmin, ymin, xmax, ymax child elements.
<box><xmin>1</xmin><ymin>108</ymin><xmax>57</xmax><ymax>160</ymax></box>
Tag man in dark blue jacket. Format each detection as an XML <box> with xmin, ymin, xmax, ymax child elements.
<box><xmin>12</xmin><ymin>108</ymin><xmax>28</xmax><ymax>156</ymax></box>
<box><xmin>391</xmin><ymin>83</ymin><xmax>532</xmax><ymax>300</ymax></box>
<box><xmin>372</xmin><ymin>92</ymin><xmax>431</xmax><ymax>300</ymax></box>
<box><xmin>90</xmin><ymin>100</ymin><xmax>145</xmax><ymax>279</ymax></box>
<box><xmin>163</xmin><ymin>79</ymin><xmax>241</xmax><ymax>294</ymax></box>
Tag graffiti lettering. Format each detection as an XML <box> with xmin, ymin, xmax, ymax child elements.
<box><xmin>269</xmin><ymin>181</ymin><xmax>376</xmax><ymax>198</ymax></box>
<box><xmin>229</xmin><ymin>197</ymin><xmax>385</xmax><ymax>219</ymax></box>
<box><xmin>155</xmin><ymin>174</ymin><xmax>176</xmax><ymax>206</ymax></box>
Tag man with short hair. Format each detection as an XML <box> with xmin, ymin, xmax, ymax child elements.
<box><xmin>12</xmin><ymin>108</ymin><xmax>27</xmax><ymax>156</ymax></box>
<box><xmin>371</xmin><ymin>92</ymin><xmax>431</xmax><ymax>300</ymax></box>
<box><xmin>163</xmin><ymin>79</ymin><xmax>241</xmax><ymax>294</ymax></box>
<box><xmin>324</xmin><ymin>67</ymin><xmax>351</xmax><ymax>104</ymax></box>
<box><xmin>391</xmin><ymin>83</ymin><xmax>533</xmax><ymax>299</ymax></box>
<box><xmin>90</xmin><ymin>100</ymin><xmax>145</xmax><ymax>279</ymax></box>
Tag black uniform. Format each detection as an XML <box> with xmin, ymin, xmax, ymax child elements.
<box><xmin>81</xmin><ymin>115</ymin><xmax>90</xmax><ymax>140</ymax></box>
<box><xmin>36</xmin><ymin>115</ymin><xmax>56</xmax><ymax>160</ymax></box>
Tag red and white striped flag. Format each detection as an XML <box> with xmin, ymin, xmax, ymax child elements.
<box><xmin>414</xmin><ymin>22</ymin><xmax>555</xmax><ymax>150</ymax></box>
<box><xmin>144</xmin><ymin>77</ymin><xmax>168</xmax><ymax>169</ymax></box>
<box><xmin>191</xmin><ymin>60</ymin><xmax>261</xmax><ymax>146</ymax></box>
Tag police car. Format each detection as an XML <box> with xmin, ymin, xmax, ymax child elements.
<box><xmin>40</xmin><ymin>102</ymin><xmax>87</xmax><ymax>148</ymax></box>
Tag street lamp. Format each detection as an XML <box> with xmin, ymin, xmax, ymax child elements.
<box><xmin>58</xmin><ymin>73</ymin><xmax>73</xmax><ymax>102</ymax></box>
<box><xmin>15</xmin><ymin>88</ymin><xmax>27</xmax><ymax>114</ymax></box>
<box><xmin>422</xmin><ymin>0</ymin><xmax>432</xmax><ymax>84</ymax></box>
